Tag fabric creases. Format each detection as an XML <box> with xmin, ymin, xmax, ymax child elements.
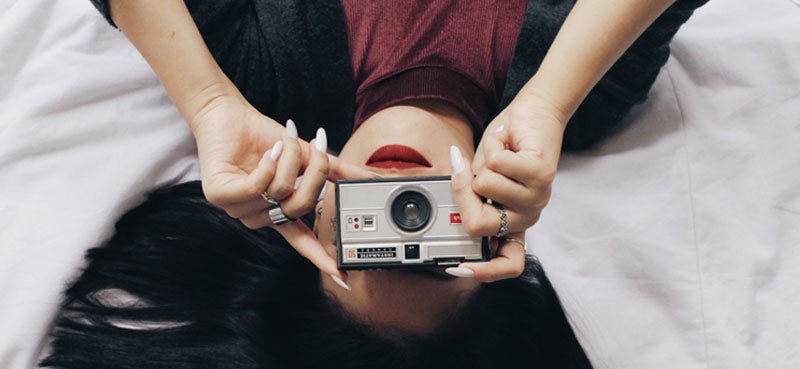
<box><xmin>88</xmin><ymin>0</ymin><xmax>708</xmax><ymax>151</ymax></box>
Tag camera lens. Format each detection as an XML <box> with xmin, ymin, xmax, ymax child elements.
<box><xmin>404</xmin><ymin>203</ymin><xmax>420</xmax><ymax>219</ymax></box>
<box><xmin>390</xmin><ymin>190</ymin><xmax>432</xmax><ymax>232</ymax></box>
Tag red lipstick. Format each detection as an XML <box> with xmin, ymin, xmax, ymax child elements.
<box><xmin>366</xmin><ymin>145</ymin><xmax>432</xmax><ymax>169</ymax></box>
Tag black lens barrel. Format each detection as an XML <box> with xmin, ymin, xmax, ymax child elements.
<box><xmin>390</xmin><ymin>190</ymin><xmax>432</xmax><ymax>232</ymax></box>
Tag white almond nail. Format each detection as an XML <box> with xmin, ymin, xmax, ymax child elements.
<box><xmin>315</xmin><ymin>128</ymin><xmax>328</xmax><ymax>152</ymax></box>
<box><xmin>449</xmin><ymin>146</ymin><xmax>465</xmax><ymax>174</ymax></box>
<box><xmin>270</xmin><ymin>140</ymin><xmax>284</xmax><ymax>161</ymax></box>
<box><xmin>286</xmin><ymin>119</ymin><xmax>298</xmax><ymax>139</ymax></box>
<box><xmin>445</xmin><ymin>267</ymin><xmax>475</xmax><ymax>278</ymax></box>
<box><xmin>331</xmin><ymin>274</ymin><xmax>351</xmax><ymax>291</ymax></box>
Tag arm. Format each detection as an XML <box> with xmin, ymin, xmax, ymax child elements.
<box><xmin>519</xmin><ymin>0</ymin><xmax>678</xmax><ymax>125</ymax></box>
<box><xmin>457</xmin><ymin>0</ymin><xmax>682</xmax><ymax>282</ymax></box>
<box><xmin>108</xmin><ymin>0</ymin><xmax>251</xmax><ymax>132</ymax></box>
<box><xmin>105</xmin><ymin>0</ymin><xmax>370</xmax><ymax>281</ymax></box>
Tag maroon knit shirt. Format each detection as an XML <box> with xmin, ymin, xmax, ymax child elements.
<box><xmin>342</xmin><ymin>0</ymin><xmax>528</xmax><ymax>132</ymax></box>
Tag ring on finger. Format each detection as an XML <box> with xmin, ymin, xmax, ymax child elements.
<box><xmin>268</xmin><ymin>204</ymin><xmax>296</xmax><ymax>226</ymax></box>
<box><xmin>493</xmin><ymin>203</ymin><xmax>509</xmax><ymax>237</ymax></box>
<box><xmin>261</xmin><ymin>192</ymin><xmax>280</xmax><ymax>206</ymax></box>
<box><xmin>499</xmin><ymin>237</ymin><xmax>527</xmax><ymax>253</ymax></box>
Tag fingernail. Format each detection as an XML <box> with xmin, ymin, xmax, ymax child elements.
<box><xmin>368</xmin><ymin>171</ymin><xmax>385</xmax><ymax>178</ymax></box>
<box><xmin>270</xmin><ymin>140</ymin><xmax>284</xmax><ymax>161</ymax></box>
<box><xmin>286</xmin><ymin>119</ymin><xmax>298</xmax><ymax>139</ymax></box>
<box><xmin>495</xmin><ymin>124</ymin><xmax>505</xmax><ymax>133</ymax></box>
<box><xmin>330</xmin><ymin>274</ymin><xmax>351</xmax><ymax>291</ymax></box>
<box><xmin>450</xmin><ymin>146</ymin><xmax>465</xmax><ymax>174</ymax></box>
<box><xmin>445</xmin><ymin>267</ymin><xmax>475</xmax><ymax>278</ymax></box>
<box><xmin>315</xmin><ymin>128</ymin><xmax>328</xmax><ymax>152</ymax></box>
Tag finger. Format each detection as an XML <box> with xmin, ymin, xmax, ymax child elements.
<box><xmin>471</xmin><ymin>144</ymin><xmax>485</xmax><ymax>177</ymax></box>
<box><xmin>471</xmin><ymin>121</ymin><xmax>507</xmax><ymax>174</ymax></box>
<box><xmin>451</xmin><ymin>146</ymin><xmax>536</xmax><ymax>234</ymax></box>
<box><xmin>450</xmin><ymin>145</ymin><xmax>495</xmax><ymax>235</ymax></box>
<box><xmin>285</xmin><ymin>119</ymin><xmax>315</xmax><ymax>176</ymax></box>
<box><xmin>203</xmin><ymin>142</ymin><xmax>282</xmax><ymax>208</ymax></box>
<box><xmin>273</xmin><ymin>221</ymin><xmax>343</xmax><ymax>279</ymax></box>
<box><xmin>266</xmin><ymin>131</ymin><xmax>303</xmax><ymax>201</ymax></box>
<box><xmin>512</xmin><ymin>117</ymin><xmax>564</xmax><ymax>163</ymax></box>
<box><xmin>239</xmin><ymin>208</ymin><xmax>273</xmax><ymax>229</ymax></box>
<box><xmin>459</xmin><ymin>234</ymin><xmax>526</xmax><ymax>283</ymax></box>
<box><xmin>280</xmin><ymin>129</ymin><xmax>330</xmax><ymax>219</ymax></box>
<box><xmin>224</xmin><ymin>190</ymin><xmax>281</xmax><ymax>220</ymax></box>
<box><xmin>488</xmin><ymin>205</ymin><xmax>538</xmax><ymax>235</ymax></box>
<box><xmin>472</xmin><ymin>169</ymin><xmax>542</xmax><ymax>209</ymax></box>
<box><xmin>478</xmin><ymin>128</ymin><xmax>536</xmax><ymax>181</ymax></box>
<box><xmin>225</xmin><ymin>197</ymin><xmax>270</xmax><ymax>220</ymax></box>
<box><xmin>450</xmin><ymin>146</ymin><xmax>524</xmax><ymax>236</ymax></box>
<box><xmin>506</xmin><ymin>116</ymin><xmax>563</xmax><ymax>184</ymax></box>
<box><xmin>284</xmin><ymin>121</ymin><xmax>375</xmax><ymax>181</ymax></box>
<box><xmin>484</xmin><ymin>147</ymin><xmax>557</xmax><ymax>188</ymax></box>
<box><xmin>328</xmin><ymin>155</ymin><xmax>379</xmax><ymax>181</ymax></box>
<box><xmin>477</xmin><ymin>121</ymin><xmax>558</xmax><ymax>187</ymax></box>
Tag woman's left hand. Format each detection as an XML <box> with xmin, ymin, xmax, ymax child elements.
<box><xmin>449</xmin><ymin>92</ymin><xmax>567</xmax><ymax>282</ymax></box>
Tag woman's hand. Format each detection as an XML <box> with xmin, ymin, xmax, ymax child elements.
<box><xmin>189</xmin><ymin>97</ymin><xmax>369</xmax><ymax>280</ymax></box>
<box><xmin>190</xmin><ymin>96</ymin><xmax>284</xmax><ymax>206</ymax></box>
<box><xmin>449</xmin><ymin>91</ymin><xmax>566</xmax><ymax>282</ymax></box>
<box><xmin>190</xmin><ymin>96</ymin><xmax>372</xmax><ymax>207</ymax></box>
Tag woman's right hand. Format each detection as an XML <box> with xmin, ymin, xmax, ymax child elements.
<box><xmin>108</xmin><ymin>0</ymin><xmax>370</xmax><ymax>282</ymax></box>
<box><xmin>189</xmin><ymin>96</ymin><xmax>369</xmax><ymax>280</ymax></box>
<box><xmin>190</xmin><ymin>95</ymin><xmax>285</xmax><ymax>207</ymax></box>
<box><xmin>190</xmin><ymin>95</ymin><xmax>371</xmax><ymax>208</ymax></box>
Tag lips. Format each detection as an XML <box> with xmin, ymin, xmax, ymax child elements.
<box><xmin>366</xmin><ymin>145</ymin><xmax>432</xmax><ymax>169</ymax></box>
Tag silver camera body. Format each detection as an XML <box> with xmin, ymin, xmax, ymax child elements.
<box><xmin>335</xmin><ymin>176</ymin><xmax>489</xmax><ymax>270</ymax></box>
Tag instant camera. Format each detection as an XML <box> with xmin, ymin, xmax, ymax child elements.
<box><xmin>335</xmin><ymin>176</ymin><xmax>489</xmax><ymax>270</ymax></box>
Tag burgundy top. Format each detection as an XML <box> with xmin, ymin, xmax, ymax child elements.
<box><xmin>342</xmin><ymin>0</ymin><xmax>528</xmax><ymax>132</ymax></box>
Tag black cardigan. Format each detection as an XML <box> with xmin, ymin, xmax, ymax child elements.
<box><xmin>90</xmin><ymin>0</ymin><xmax>707</xmax><ymax>151</ymax></box>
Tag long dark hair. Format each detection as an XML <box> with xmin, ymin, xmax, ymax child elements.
<box><xmin>42</xmin><ymin>181</ymin><xmax>592</xmax><ymax>369</ymax></box>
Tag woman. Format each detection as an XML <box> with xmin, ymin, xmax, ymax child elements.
<box><xmin>42</xmin><ymin>0</ymin><xmax>707</xmax><ymax>367</ymax></box>
<box><xmin>83</xmin><ymin>0</ymin><xmax>707</xmax><ymax>284</ymax></box>
<box><xmin>42</xmin><ymin>103</ymin><xmax>593</xmax><ymax>368</ymax></box>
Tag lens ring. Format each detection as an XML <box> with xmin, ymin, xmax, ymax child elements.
<box><xmin>390</xmin><ymin>190</ymin><xmax>432</xmax><ymax>232</ymax></box>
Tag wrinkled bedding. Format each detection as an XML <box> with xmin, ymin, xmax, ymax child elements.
<box><xmin>1</xmin><ymin>1</ymin><xmax>798</xmax><ymax>368</ymax></box>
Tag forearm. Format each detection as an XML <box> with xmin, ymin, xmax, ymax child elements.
<box><xmin>520</xmin><ymin>0</ymin><xmax>677</xmax><ymax>124</ymax></box>
<box><xmin>109</xmin><ymin>0</ymin><xmax>244</xmax><ymax>131</ymax></box>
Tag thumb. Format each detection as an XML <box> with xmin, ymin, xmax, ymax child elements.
<box><xmin>450</xmin><ymin>146</ymin><xmax>496</xmax><ymax>236</ymax></box>
<box><xmin>450</xmin><ymin>145</ymin><xmax>473</xmax><ymax>193</ymax></box>
<box><xmin>328</xmin><ymin>155</ymin><xmax>380</xmax><ymax>181</ymax></box>
<box><xmin>471</xmin><ymin>142</ymin><xmax>485</xmax><ymax>175</ymax></box>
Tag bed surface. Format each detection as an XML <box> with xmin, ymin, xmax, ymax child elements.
<box><xmin>1</xmin><ymin>1</ymin><xmax>798</xmax><ymax>368</ymax></box>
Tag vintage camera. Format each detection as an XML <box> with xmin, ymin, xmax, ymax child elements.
<box><xmin>335</xmin><ymin>176</ymin><xmax>489</xmax><ymax>270</ymax></box>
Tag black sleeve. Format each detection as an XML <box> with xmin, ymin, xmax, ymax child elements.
<box><xmin>501</xmin><ymin>0</ymin><xmax>709</xmax><ymax>151</ymax></box>
<box><xmin>86</xmin><ymin>0</ymin><xmax>355</xmax><ymax>152</ymax></box>
<box><xmin>86</xmin><ymin>0</ymin><xmax>272</xmax><ymax>124</ymax></box>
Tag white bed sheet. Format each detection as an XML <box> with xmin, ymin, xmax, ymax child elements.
<box><xmin>0</xmin><ymin>1</ymin><xmax>798</xmax><ymax>368</ymax></box>
<box><xmin>0</xmin><ymin>1</ymin><xmax>199</xmax><ymax>368</ymax></box>
<box><xmin>531</xmin><ymin>2</ymin><xmax>800</xmax><ymax>368</ymax></box>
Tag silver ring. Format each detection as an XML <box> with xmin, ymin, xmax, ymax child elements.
<box><xmin>494</xmin><ymin>203</ymin><xmax>509</xmax><ymax>237</ymax></box>
<box><xmin>500</xmin><ymin>237</ymin><xmax>527</xmax><ymax>252</ymax></box>
<box><xmin>268</xmin><ymin>205</ymin><xmax>294</xmax><ymax>226</ymax></box>
<box><xmin>261</xmin><ymin>192</ymin><xmax>279</xmax><ymax>206</ymax></box>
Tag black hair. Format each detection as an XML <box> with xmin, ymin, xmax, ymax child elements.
<box><xmin>41</xmin><ymin>181</ymin><xmax>592</xmax><ymax>369</ymax></box>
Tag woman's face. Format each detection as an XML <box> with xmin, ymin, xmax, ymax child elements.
<box><xmin>315</xmin><ymin>100</ymin><xmax>480</xmax><ymax>335</ymax></box>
